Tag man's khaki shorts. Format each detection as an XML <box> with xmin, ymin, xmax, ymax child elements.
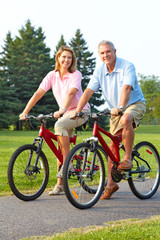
<box><xmin>54</xmin><ymin>109</ymin><xmax>89</xmax><ymax>137</ymax></box>
<box><xmin>110</xmin><ymin>101</ymin><xmax>146</xmax><ymax>135</ymax></box>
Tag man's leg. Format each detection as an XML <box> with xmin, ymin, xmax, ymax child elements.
<box><xmin>118</xmin><ymin>112</ymin><xmax>134</xmax><ymax>169</ymax></box>
<box><xmin>100</xmin><ymin>136</ymin><xmax>120</xmax><ymax>200</ymax></box>
<box><xmin>101</xmin><ymin>112</ymin><xmax>134</xmax><ymax>199</ymax></box>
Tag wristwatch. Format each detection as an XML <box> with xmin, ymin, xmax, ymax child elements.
<box><xmin>119</xmin><ymin>106</ymin><xmax>125</xmax><ymax>112</ymax></box>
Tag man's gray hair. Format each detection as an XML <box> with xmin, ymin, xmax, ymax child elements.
<box><xmin>98</xmin><ymin>40</ymin><xmax>115</xmax><ymax>51</ymax></box>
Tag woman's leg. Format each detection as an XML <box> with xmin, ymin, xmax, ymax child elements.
<box><xmin>49</xmin><ymin>110</ymin><xmax>88</xmax><ymax>195</ymax></box>
<box><xmin>56</xmin><ymin>135</ymin><xmax>70</xmax><ymax>185</ymax></box>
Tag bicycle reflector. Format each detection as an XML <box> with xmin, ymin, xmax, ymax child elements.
<box><xmin>146</xmin><ymin>149</ymin><xmax>152</xmax><ymax>154</ymax></box>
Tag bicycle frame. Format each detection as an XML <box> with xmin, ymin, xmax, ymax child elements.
<box><xmin>35</xmin><ymin>124</ymin><xmax>77</xmax><ymax>164</ymax></box>
<box><xmin>92</xmin><ymin>122</ymin><xmax>122</xmax><ymax>164</ymax></box>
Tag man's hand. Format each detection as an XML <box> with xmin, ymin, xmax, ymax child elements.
<box><xmin>111</xmin><ymin>108</ymin><xmax>124</xmax><ymax>116</ymax></box>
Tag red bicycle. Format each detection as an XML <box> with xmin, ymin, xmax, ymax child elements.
<box><xmin>63</xmin><ymin>110</ymin><xmax>160</xmax><ymax>209</ymax></box>
<box><xmin>7</xmin><ymin>113</ymin><xmax>81</xmax><ymax>201</ymax></box>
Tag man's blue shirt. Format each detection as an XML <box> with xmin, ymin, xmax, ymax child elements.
<box><xmin>87</xmin><ymin>57</ymin><xmax>145</xmax><ymax>109</ymax></box>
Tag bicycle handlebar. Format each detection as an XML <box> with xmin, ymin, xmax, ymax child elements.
<box><xmin>20</xmin><ymin>113</ymin><xmax>54</xmax><ymax>121</ymax></box>
<box><xmin>20</xmin><ymin>109</ymin><xmax>122</xmax><ymax>121</ymax></box>
<box><xmin>72</xmin><ymin>109</ymin><xmax>122</xmax><ymax>120</ymax></box>
<box><xmin>71</xmin><ymin>110</ymin><xmax>111</xmax><ymax>119</ymax></box>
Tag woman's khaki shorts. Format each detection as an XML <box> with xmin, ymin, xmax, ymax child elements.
<box><xmin>110</xmin><ymin>101</ymin><xmax>146</xmax><ymax>135</ymax></box>
<box><xmin>54</xmin><ymin>109</ymin><xmax>89</xmax><ymax>137</ymax></box>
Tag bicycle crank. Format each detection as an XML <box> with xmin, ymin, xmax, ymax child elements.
<box><xmin>111</xmin><ymin>165</ymin><xmax>123</xmax><ymax>183</ymax></box>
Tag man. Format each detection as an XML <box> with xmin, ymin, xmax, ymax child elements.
<box><xmin>72</xmin><ymin>40</ymin><xmax>146</xmax><ymax>199</ymax></box>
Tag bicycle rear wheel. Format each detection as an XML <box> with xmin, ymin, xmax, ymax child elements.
<box><xmin>63</xmin><ymin>143</ymin><xmax>105</xmax><ymax>209</ymax></box>
<box><xmin>8</xmin><ymin>144</ymin><xmax>49</xmax><ymax>201</ymax></box>
<box><xmin>128</xmin><ymin>141</ymin><xmax>160</xmax><ymax>199</ymax></box>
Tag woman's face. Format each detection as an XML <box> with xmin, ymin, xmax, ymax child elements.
<box><xmin>58</xmin><ymin>50</ymin><xmax>72</xmax><ymax>70</ymax></box>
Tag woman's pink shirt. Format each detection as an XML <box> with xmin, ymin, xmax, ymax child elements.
<box><xmin>40</xmin><ymin>70</ymin><xmax>90</xmax><ymax>111</ymax></box>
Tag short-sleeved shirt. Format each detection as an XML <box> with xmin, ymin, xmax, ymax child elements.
<box><xmin>87</xmin><ymin>57</ymin><xmax>145</xmax><ymax>109</ymax></box>
<box><xmin>40</xmin><ymin>70</ymin><xmax>90</xmax><ymax>112</ymax></box>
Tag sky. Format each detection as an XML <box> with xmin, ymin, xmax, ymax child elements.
<box><xmin>1</xmin><ymin>0</ymin><xmax>160</xmax><ymax>77</ymax></box>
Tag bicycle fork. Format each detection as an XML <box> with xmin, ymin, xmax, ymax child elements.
<box><xmin>82</xmin><ymin>137</ymin><xmax>99</xmax><ymax>178</ymax></box>
<box><xmin>27</xmin><ymin>137</ymin><xmax>44</xmax><ymax>173</ymax></box>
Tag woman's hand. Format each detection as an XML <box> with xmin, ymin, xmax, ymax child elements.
<box><xmin>19</xmin><ymin>112</ymin><xmax>28</xmax><ymax>120</ymax></box>
<box><xmin>54</xmin><ymin>108</ymin><xmax>66</xmax><ymax>119</ymax></box>
<box><xmin>70</xmin><ymin>110</ymin><xmax>79</xmax><ymax>120</ymax></box>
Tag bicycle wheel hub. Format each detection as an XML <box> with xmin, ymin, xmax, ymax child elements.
<box><xmin>25</xmin><ymin>166</ymin><xmax>38</xmax><ymax>180</ymax></box>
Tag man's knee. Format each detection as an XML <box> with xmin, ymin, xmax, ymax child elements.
<box><xmin>121</xmin><ymin>113</ymin><xmax>133</xmax><ymax>127</ymax></box>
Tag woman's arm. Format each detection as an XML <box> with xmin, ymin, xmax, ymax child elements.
<box><xmin>19</xmin><ymin>87</ymin><xmax>46</xmax><ymax>119</ymax></box>
<box><xmin>54</xmin><ymin>87</ymin><xmax>78</xmax><ymax>119</ymax></box>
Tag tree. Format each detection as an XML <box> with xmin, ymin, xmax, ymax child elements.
<box><xmin>0</xmin><ymin>75</ymin><xmax>18</xmax><ymax>128</ymax></box>
<box><xmin>0</xmin><ymin>32</ymin><xmax>20</xmax><ymax>129</ymax></box>
<box><xmin>69</xmin><ymin>29</ymin><xmax>107</xmax><ymax>129</ymax></box>
<box><xmin>151</xmin><ymin>96</ymin><xmax>160</xmax><ymax>120</ymax></box>
<box><xmin>52</xmin><ymin>34</ymin><xmax>67</xmax><ymax>67</ymax></box>
<box><xmin>0</xmin><ymin>20</ymin><xmax>58</xmax><ymax>129</ymax></box>
<box><xmin>69</xmin><ymin>29</ymin><xmax>105</xmax><ymax>112</ymax></box>
<box><xmin>139</xmin><ymin>74</ymin><xmax>160</xmax><ymax>124</ymax></box>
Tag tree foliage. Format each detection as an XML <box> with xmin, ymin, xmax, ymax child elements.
<box><xmin>69</xmin><ymin>29</ymin><xmax>105</xmax><ymax>112</ymax></box>
<box><xmin>1</xmin><ymin>20</ymin><xmax>160</xmax><ymax>130</ymax></box>
<box><xmin>52</xmin><ymin>35</ymin><xmax>67</xmax><ymax>68</ymax></box>
<box><xmin>0</xmin><ymin>20</ymin><xmax>58</xmax><ymax>129</ymax></box>
<box><xmin>139</xmin><ymin>74</ymin><xmax>160</xmax><ymax>124</ymax></box>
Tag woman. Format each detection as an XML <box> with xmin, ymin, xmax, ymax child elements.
<box><xmin>19</xmin><ymin>46</ymin><xmax>90</xmax><ymax>195</ymax></box>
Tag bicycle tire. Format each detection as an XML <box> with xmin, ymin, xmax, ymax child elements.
<box><xmin>8</xmin><ymin>144</ymin><xmax>49</xmax><ymax>201</ymax></box>
<box><xmin>63</xmin><ymin>143</ymin><xmax>105</xmax><ymax>209</ymax></box>
<box><xmin>128</xmin><ymin>141</ymin><xmax>160</xmax><ymax>199</ymax></box>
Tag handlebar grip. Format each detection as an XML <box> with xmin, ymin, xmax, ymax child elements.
<box><xmin>19</xmin><ymin>114</ymin><xmax>29</xmax><ymax>120</ymax></box>
<box><xmin>118</xmin><ymin>112</ymin><xmax>123</xmax><ymax>116</ymax></box>
<box><xmin>77</xmin><ymin>112</ymin><xmax>84</xmax><ymax>118</ymax></box>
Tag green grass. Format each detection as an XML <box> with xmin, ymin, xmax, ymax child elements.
<box><xmin>21</xmin><ymin>216</ymin><xmax>160</xmax><ymax>240</ymax></box>
<box><xmin>0</xmin><ymin>125</ymin><xmax>160</xmax><ymax>196</ymax></box>
<box><xmin>0</xmin><ymin>130</ymin><xmax>90</xmax><ymax>196</ymax></box>
<box><xmin>1</xmin><ymin>127</ymin><xmax>160</xmax><ymax>240</ymax></box>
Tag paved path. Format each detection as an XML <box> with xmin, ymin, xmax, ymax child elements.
<box><xmin>1</xmin><ymin>182</ymin><xmax>160</xmax><ymax>240</ymax></box>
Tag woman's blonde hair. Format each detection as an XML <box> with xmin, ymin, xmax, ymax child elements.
<box><xmin>55</xmin><ymin>46</ymin><xmax>77</xmax><ymax>73</ymax></box>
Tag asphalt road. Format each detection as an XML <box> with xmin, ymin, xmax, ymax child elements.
<box><xmin>1</xmin><ymin>182</ymin><xmax>160</xmax><ymax>240</ymax></box>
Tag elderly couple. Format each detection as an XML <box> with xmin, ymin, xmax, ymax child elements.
<box><xmin>19</xmin><ymin>40</ymin><xmax>145</xmax><ymax>200</ymax></box>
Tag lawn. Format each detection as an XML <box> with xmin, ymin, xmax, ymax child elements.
<box><xmin>0</xmin><ymin>125</ymin><xmax>160</xmax><ymax>196</ymax></box>
<box><xmin>22</xmin><ymin>215</ymin><xmax>160</xmax><ymax>240</ymax></box>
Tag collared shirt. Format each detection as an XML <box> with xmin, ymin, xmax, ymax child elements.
<box><xmin>40</xmin><ymin>70</ymin><xmax>90</xmax><ymax>111</ymax></box>
<box><xmin>87</xmin><ymin>57</ymin><xmax>145</xmax><ymax>109</ymax></box>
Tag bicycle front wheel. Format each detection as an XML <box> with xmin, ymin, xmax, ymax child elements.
<box><xmin>128</xmin><ymin>141</ymin><xmax>160</xmax><ymax>199</ymax></box>
<box><xmin>63</xmin><ymin>143</ymin><xmax>105</xmax><ymax>209</ymax></box>
<box><xmin>8</xmin><ymin>144</ymin><xmax>49</xmax><ymax>201</ymax></box>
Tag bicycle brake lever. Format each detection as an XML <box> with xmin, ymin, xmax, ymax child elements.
<box><xmin>77</xmin><ymin>112</ymin><xmax>84</xmax><ymax>118</ymax></box>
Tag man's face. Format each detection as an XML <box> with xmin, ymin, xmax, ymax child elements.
<box><xmin>98</xmin><ymin>44</ymin><xmax>116</xmax><ymax>67</ymax></box>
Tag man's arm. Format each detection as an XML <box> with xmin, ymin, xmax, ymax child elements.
<box><xmin>111</xmin><ymin>85</ymin><xmax>132</xmax><ymax>115</ymax></box>
<box><xmin>119</xmin><ymin>85</ymin><xmax>132</xmax><ymax>108</ymax></box>
<box><xmin>76</xmin><ymin>88</ymin><xmax>95</xmax><ymax>113</ymax></box>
